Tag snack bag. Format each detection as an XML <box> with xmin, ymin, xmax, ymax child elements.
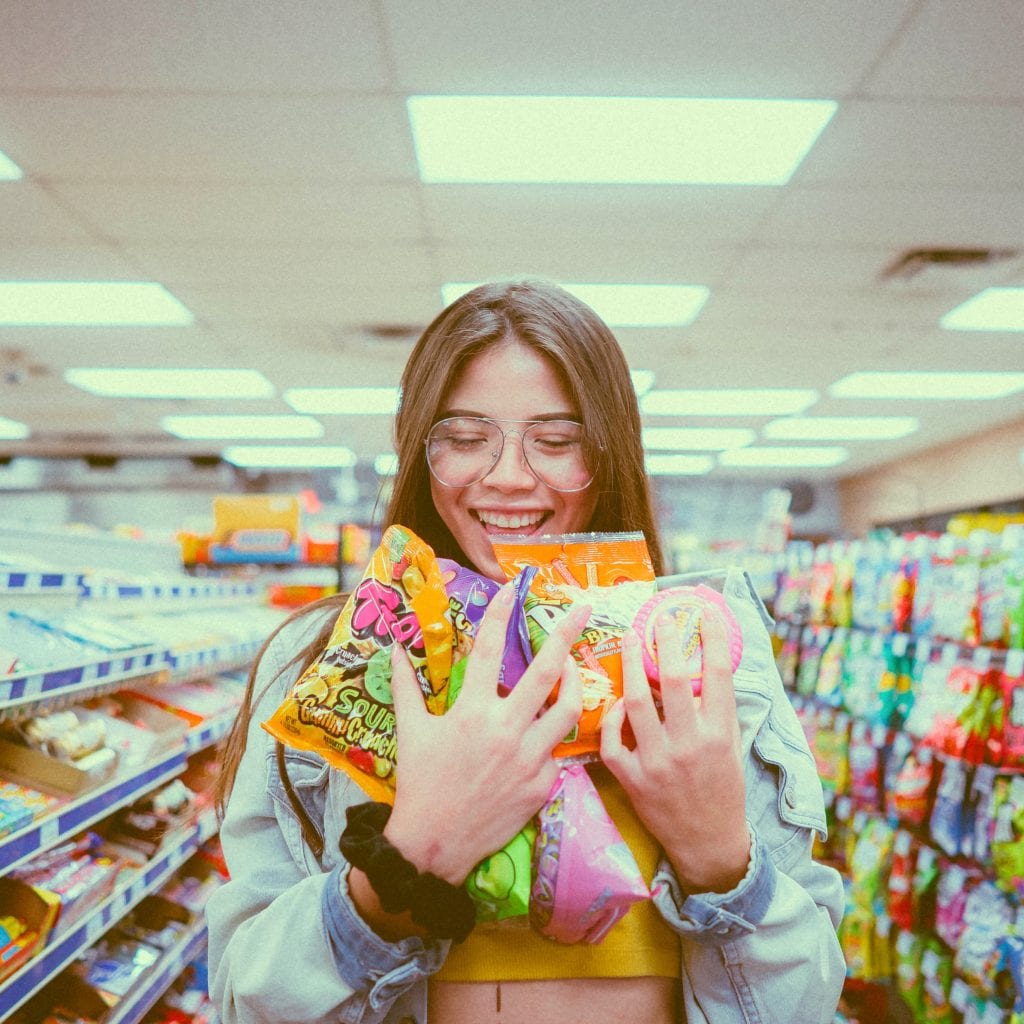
<box><xmin>439</xmin><ymin>558</ymin><xmax>501</xmax><ymax>667</ymax></box>
<box><xmin>465</xmin><ymin>820</ymin><xmax>537</xmax><ymax>923</ymax></box>
<box><xmin>262</xmin><ymin>525</ymin><xmax>453</xmax><ymax>802</ymax></box>
<box><xmin>530</xmin><ymin>765</ymin><xmax>648</xmax><ymax>944</ymax></box>
<box><xmin>493</xmin><ymin>532</ymin><xmax>657</xmax><ymax>761</ymax></box>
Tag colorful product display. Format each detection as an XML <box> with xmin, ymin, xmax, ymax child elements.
<box><xmin>775</xmin><ymin>524</ymin><xmax>1024</xmax><ymax>1023</ymax></box>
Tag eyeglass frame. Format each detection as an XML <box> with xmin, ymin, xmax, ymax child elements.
<box><xmin>422</xmin><ymin>415</ymin><xmax>601</xmax><ymax>492</ymax></box>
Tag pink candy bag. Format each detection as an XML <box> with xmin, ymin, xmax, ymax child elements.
<box><xmin>530</xmin><ymin>765</ymin><xmax>649</xmax><ymax>944</ymax></box>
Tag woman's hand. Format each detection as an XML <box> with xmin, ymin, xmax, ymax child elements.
<box><xmin>385</xmin><ymin>585</ymin><xmax>588</xmax><ymax>886</ymax></box>
<box><xmin>601</xmin><ymin>610</ymin><xmax>750</xmax><ymax>894</ymax></box>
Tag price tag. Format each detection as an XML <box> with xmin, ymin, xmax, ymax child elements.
<box><xmin>39</xmin><ymin>815</ymin><xmax>61</xmax><ymax>847</ymax></box>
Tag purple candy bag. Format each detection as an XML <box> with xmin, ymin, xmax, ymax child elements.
<box><xmin>438</xmin><ymin>558</ymin><xmax>501</xmax><ymax>661</ymax></box>
<box><xmin>499</xmin><ymin>565</ymin><xmax>538</xmax><ymax>693</ymax></box>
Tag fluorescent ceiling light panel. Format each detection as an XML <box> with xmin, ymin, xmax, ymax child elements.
<box><xmin>442</xmin><ymin>282</ymin><xmax>708</xmax><ymax>326</ymax></box>
<box><xmin>645</xmin><ymin>454</ymin><xmax>714</xmax><ymax>476</ymax></box>
<box><xmin>830</xmin><ymin>372</ymin><xmax>1024</xmax><ymax>400</ymax></box>
<box><xmin>65</xmin><ymin>368</ymin><xmax>275</xmax><ymax>399</ymax></box>
<box><xmin>763</xmin><ymin>416</ymin><xmax>919</xmax><ymax>441</ymax></box>
<box><xmin>0</xmin><ymin>150</ymin><xmax>23</xmax><ymax>180</ymax></box>
<box><xmin>0</xmin><ymin>416</ymin><xmax>30</xmax><ymax>439</ymax></box>
<box><xmin>630</xmin><ymin>370</ymin><xmax>656</xmax><ymax>396</ymax></box>
<box><xmin>222</xmin><ymin>445</ymin><xmax>357</xmax><ymax>469</ymax></box>
<box><xmin>719</xmin><ymin>446</ymin><xmax>849</xmax><ymax>468</ymax></box>
<box><xmin>374</xmin><ymin>453</ymin><xmax>399</xmax><ymax>477</ymax></box>
<box><xmin>161</xmin><ymin>415</ymin><xmax>324</xmax><ymax>440</ymax></box>
<box><xmin>408</xmin><ymin>96</ymin><xmax>836</xmax><ymax>185</ymax></box>
<box><xmin>941</xmin><ymin>287</ymin><xmax>1024</xmax><ymax>332</ymax></box>
<box><xmin>641</xmin><ymin>388</ymin><xmax>819</xmax><ymax>416</ymax></box>
<box><xmin>642</xmin><ymin>427</ymin><xmax>755</xmax><ymax>450</ymax></box>
<box><xmin>0</xmin><ymin>282</ymin><xmax>193</xmax><ymax>325</ymax></box>
<box><xmin>284</xmin><ymin>387</ymin><xmax>400</xmax><ymax>414</ymax></box>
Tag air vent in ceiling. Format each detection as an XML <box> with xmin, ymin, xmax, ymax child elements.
<box><xmin>363</xmin><ymin>323</ymin><xmax>423</xmax><ymax>342</ymax></box>
<box><xmin>880</xmin><ymin>247</ymin><xmax>1020</xmax><ymax>290</ymax></box>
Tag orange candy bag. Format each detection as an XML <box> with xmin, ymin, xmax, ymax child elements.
<box><xmin>493</xmin><ymin>532</ymin><xmax>657</xmax><ymax>761</ymax></box>
<box><xmin>262</xmin><ymin>524</ymin><xmax>452</xmax><ymax>803</ymax></box>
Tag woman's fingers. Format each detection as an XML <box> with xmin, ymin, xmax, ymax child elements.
<box><xmin>389</xmin><ymin>643</ymin><xmax>427</xmax><ymax>729</ymax></box>
<box><xmin>697</xmin><ymin>610</ymin><xmax>738</xmax><ymax>719</ymax></box>
<box><xmin>505</xmin><ymin>602</ymin><xmax>591</xmax><ymax>723</ymax></box>
<box><xmin>530</xmin><ymin>654</ymin><xmax>584</xmax><ymax>751</ymax></box>
<box><xmin>618</xmin><ymin>627</ymin><xmax>661</xmax><ymax>746</ymax></box>
<box><xmin>458</xmin><ymin>583</ymin><xmax>515</xmax><ymax>702</ymax></box>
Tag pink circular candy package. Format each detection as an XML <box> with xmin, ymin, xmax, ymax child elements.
<box><xmin>632</xmin><ymin>584</ymin><xmax>744</xmax><ymax>696</ymax></box>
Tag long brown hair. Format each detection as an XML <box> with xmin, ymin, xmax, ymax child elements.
<box><xmin>216</xmin><ymin>278</ymin><xmax>663</xmax><ymax>812</ymax></box>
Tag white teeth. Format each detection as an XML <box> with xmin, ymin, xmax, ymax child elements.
<box><xmin>476</xmin><ymin>511</ymin><xmax>546</xmax><ymax>529</ymax></box>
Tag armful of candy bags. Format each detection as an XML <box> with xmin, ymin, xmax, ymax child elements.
<box><xmin>262</xmin><ymin>525</ymin><xmax>743</xmax><ymax>944</ymax></box>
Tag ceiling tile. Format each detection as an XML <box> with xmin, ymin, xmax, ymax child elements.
<box><xmin>47</xmin><ymin>182</ymin><xmax>427</xmax><ymax>243</ymax></box>
<box><xmin>0</xmin><ymin>95</ymin><xmax>418</xmax><ymax>182</ymax></box>
<box><xmin>0</xmin><ymin>1</ymin><xmax>389</xmax><ymax>91</ymax></box>
<box><xmin>421</xmin><ymin>184</ymin><xmax>779</xmax><ymax>245</ymax></box>
<box><xmin>385</xmin><ymin>0</ymin><xmax>913</xmax><ymax>96</ymax></box>
<box><xmin>757</xmin><ymin>186</ymin><xmax>1024</xmax><ymax>248</ymax></box>
<box><xmin>0</xmin><ymin>182</ymin><xmax>102</xmax><ymax>242</ymax></box>
<box><xmin>795</xmin><ymin>100</ymin><xmax>1024</xmax><ymax>187</ymax></box>
<box><xmin>865</xmin><ymin>0</ymin><xmax>1024</xmax><ymax>100</ymax></box>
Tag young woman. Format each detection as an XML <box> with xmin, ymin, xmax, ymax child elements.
<box><xmin>207</xmin><ymin>279</ymin><xmax>845</xmax><ymax>1024</ymax></box>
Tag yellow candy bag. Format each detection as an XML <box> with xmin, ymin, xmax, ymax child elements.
<box><xmin>262</xmin><ymin>525</ymin><xmax>452</xmax><ymax>803</ymax></box>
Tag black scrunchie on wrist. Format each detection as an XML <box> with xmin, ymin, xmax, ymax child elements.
<box><xmin>340</xmin><ymin>800</ymin><xmax>476</xmax><ymax>943</ymax></box>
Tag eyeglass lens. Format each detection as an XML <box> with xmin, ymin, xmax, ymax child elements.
<box><xmin>426</xmin><ymin>417</ymin><xmax>592</xmax><ymax>491</ymax></box>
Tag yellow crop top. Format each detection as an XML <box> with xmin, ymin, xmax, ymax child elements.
<box><xmin>434</xmin><ymin>764</ymin><xmax>680</xmax><ymax>981</ymax></box>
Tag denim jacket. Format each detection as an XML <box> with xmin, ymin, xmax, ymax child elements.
<box><xmin>207</xmin><ymin>567</ymin><xmax>846</xmax><ymax>1024</ymax></box>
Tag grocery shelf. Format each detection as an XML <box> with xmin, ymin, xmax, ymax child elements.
<box><xmin>0</xmin><ymin>823</ymin><xmax>205</xmax><ymax>1020</ymax></box>
<box><xmin>0</xmin><ymin>650</ymin><xmax>164</xmax><ymax>722</ymax></box>
<box><xmin>0</xmin><ymin>571</ymin><xmax>84</xmax><ymax>597</ymax></box>
<box><xmin>0</xmin><ymin>721</ymin><xmax>229</xmax><ymax>877</ymax></box>
<box><xmin>0</xmin><ymin>638</ymin><xmax>263</xmax><ymax>723</ymax></box>
<box><xmin>0</xmin><ymin>749</ymin><xmax>186</xmax><ymax>876</ymax></box>
<box><xmin>105</xmin><ymin>918</ymin><xmax>209</xmax><ymax>1024</ymax></box>
<box><xmin>184</xmin><ymin>708</ymin><xmax>237</xmax><ymax>756</ymax></box>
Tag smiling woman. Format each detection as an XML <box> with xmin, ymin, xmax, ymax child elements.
<box><xmin>207</xmin><ymin>278</ymin><xmax>846</xmax><ymax>1024</ymax></box>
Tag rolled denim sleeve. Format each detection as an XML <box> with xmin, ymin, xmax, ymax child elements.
<box><xmin>652</xmin><ymin>823</ymin><xmax>777</xmax><ymax>946</ymax></box>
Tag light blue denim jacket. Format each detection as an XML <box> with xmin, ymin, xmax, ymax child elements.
<box><xmin>207</xmin><ymin>567</ymin><xmax>845</xmax><ymax>1024</ymax></box>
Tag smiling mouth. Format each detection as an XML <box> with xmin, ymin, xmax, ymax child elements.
<box><xmin>473</xmin><ymin>510</ymin><xmax>551</xmax><ymax>535</ymax></box>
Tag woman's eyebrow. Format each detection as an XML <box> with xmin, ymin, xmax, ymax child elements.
<box><xmin>440</xmin><ymin>409</ymin><xmax>579</xmax><ymax>421</ymax></box>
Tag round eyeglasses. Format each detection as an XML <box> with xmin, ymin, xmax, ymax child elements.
<box><xmin>424</xmin><ymin>416</ymin><xmax>595</xmax><ymax>492</ymax></box>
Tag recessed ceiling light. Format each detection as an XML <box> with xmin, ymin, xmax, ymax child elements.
<box><xmin>719</xmin><ymin>446</ymin><xmax>849</xmax><ymax>468</ymax></box>
<box><xmin>441</xmin><ymin>282</ymin><xmax>709</xmax><ymax>327</ymax></box>
<box><xmin>763</xmin><ymin>416</ymin><xmax>919</xmax><ymax>440</ymax></box>
<box><xmin>222</xmin><ymin>445</ymin><xmax>357</xmax><ymax>469</ymax></box>
<box><xmin>645</xmin><ymin>454</ymin><xmax>715</xmax><ymax>476</ymax></box>
<box><xmin>642</xmin><ymin>427</ymin><xmax>755</xmax><ymax>450</ymax></box>
<box><xmin>641</xmin><ymin>388</ymin><xmax>819</xmax><ymax>416</ymax></box>
<box><xmin>830</xmin><ymin>372</ymin><xmax>1024</xmax><ymax>400</ymax></box>
<box><xmin>65</xmin><ymin>368</ymin><xmax>275</xmax><ymax>399</ymax></box>
<box><xmin>940</xmin><ymin>287</ymin><xmax>1024</xmax><ymax>331</ymax></box>
<box><xmin>0</xmin><ymin>282</ymin><xmax>194</xmax><ymax>326</ymax></box>
<box><xmin>408</xmin><ymin>96</ymin><xmax>836</xmax><ymax>185</ymax></box>
<box><xmin>284</xmin><ymin>387</ymin><xmax>400</xmax><ymax>414</ymax></box>
<box><xmin>0</xmin><ymin>150</ymin><xmax>22</xmax><ymax>180</ymax></box>
<box><xmin>161</xmin><ymin>415</ymin><xmax>324</xmax><ymax>440</ymax></box>
<box><xmin>0</xmin><ymin>416</ymin><xmax>29</xmax><ymax>439</ymax></box>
